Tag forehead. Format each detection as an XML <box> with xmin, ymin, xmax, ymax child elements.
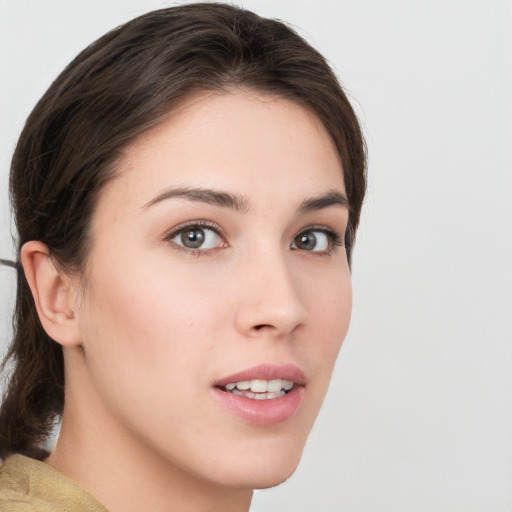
<box><xmin>99</xmin><ymin>90</ymin><xmax>345</xmax><ymax>213</ymax></box>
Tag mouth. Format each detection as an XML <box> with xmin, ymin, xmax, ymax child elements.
<box><xmin>212</xmin><ymin>364</ymin><xmax>306</xmax><ymax>426</ymax></box>
<box><xmin>222</xmin><ymin>378</ymin><xmax>295</xmax><ymax>400</ymax></box>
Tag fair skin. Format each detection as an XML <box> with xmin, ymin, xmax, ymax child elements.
<box><xmin>22</xmin><ymin>90</ymin><xmax>352</xmax><ymax>512</ymax></box>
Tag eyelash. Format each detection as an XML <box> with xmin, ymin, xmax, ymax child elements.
<box><xmin>163</xmin><ymin>221</ymin><xmax>345</xmax><ymax>256</ymax></box>
<box><xmin>293</xmin><ymin>225</ymin><xmax>345</xmax><ymax>256</ymax></box>
<box><xmin>164</xmin><ymin>220</ymin><xmax>224</xmax><ymax>256</ymax></box>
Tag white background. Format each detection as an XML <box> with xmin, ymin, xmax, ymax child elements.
<box><xmin>1</xmin><ymin>1</ymin><xmax>511</xmax><ymax>511</ymax></box>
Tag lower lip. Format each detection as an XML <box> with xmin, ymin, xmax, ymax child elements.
<box><xmin>212</xmin><ymin>386</ymin><xmax>305</xmax><ymax>427</ymax></box>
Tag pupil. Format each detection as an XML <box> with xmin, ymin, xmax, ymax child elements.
<box><xmin>297</xmin><ymin>232</ymin><xmax>316</xmax><ymax>250</ymax></box>
<box><xmin>181</xmin><ymin>229</ymin><xmax>205</xmax><ymax>248</ymax></box>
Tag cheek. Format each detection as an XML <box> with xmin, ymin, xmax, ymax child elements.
<box><xmin>100</xmin><ymin>279</ymin><xmax>208</xmax><ymax>338</ymax></box>
<box><xmin>74</xmin><ymin>265</ymin><xmax>229</xmax><ymax>468</ymax></box>
<box><xmin>302</xmin><ymin>270</ymin><xmax>352</xmax><ymax>379</ymax></box>
<box><xmin>77</xmin><ymin>258</ymin><xmax>225</xmax><ymax>404</ymax></box>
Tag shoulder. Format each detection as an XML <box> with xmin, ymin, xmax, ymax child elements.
<box><xmin>0</xmin><ymin>455</ymin><xmax>108</xmax><ymax>512</ymax></box>
<box><xmin>0</xmin><ymin>455</ymin><xmax>38</xmax><ymax>511</ymax></box>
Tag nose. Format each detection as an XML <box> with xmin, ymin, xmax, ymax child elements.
<box><xmin>233</xmin><ymin>248</ymin><xmax>308</xmax><ymax>338</ymax></box>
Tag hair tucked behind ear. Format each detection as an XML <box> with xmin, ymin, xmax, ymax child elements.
<box><xmin>0</xmin><ymin>2</ymin><xmax>366</xmax><ymax>459</ymax></box>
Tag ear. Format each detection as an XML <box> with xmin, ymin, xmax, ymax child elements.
<box><xmin>21</xmin><ymin>241</ymin><xmax>82</xmax><ymax>347</ymax></box>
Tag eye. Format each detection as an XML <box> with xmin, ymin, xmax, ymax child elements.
<box><xmin>167</xmin><ymin>223</ymin><xmax>226</xmax><ymax>252</ymax></box>
<box><xmin>291</xmin><ymin>228</ymin><xmax>342</xmax><ymax>252</ymax></box>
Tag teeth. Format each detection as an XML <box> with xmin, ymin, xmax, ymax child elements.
<box><xmin>282</xmin><ymin>380</ymin><xmax>294</xmax><ymax>391</ymax></box>
<box><xmin>267</xmin><ymin>379</ymin><xmax>283</xmax><ymax>392</ymax></box>
<box><xmin>223</xmin><ymin>378</ymin><xmax>295</xmax><ymax>398</ymax></box>
<box><xmin>228</xmin><ymin>389</ymin><xmax>286</xmax><ymax>400</ymax></box>
<box><xmin>251</xmin><ymin>379</ymin><xmax>268</xmax><ymax>393</ymax></box>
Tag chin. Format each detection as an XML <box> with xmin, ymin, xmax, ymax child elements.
<box><xmin>251</xmin><ymin>468</ymin><xmax>298</xmax><ymax>490</ymax></box>
<box><xmin>224</xmin><ymin>463</ymin><xmax>301</xmax><ymax>491</ymax></box>
<box><xmin>211</xmin><ymin>438</ymin><xmax>306</xmax><ymax>490</ymax></box>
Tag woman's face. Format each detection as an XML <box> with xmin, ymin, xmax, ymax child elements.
<box><xmin>70</xmin><ymin>90</ymin><xmax>351</xmax><ymax>489</ymax></box>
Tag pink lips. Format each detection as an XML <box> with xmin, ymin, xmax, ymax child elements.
<box><xmin>212</xmin><ymin>363</ymin><xmax>306</xmax><ymax>427</ymax></box>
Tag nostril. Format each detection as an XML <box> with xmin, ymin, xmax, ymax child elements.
<box><xmin>253</xmin><ymin>324</ymin><xmax>273</xmax><ymax>331</ymax></box>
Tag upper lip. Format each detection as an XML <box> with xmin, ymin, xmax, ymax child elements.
<box><xmin>214</xmin><ymin>363</ymin><xmax>307</xmax><ymax>388</ymax></box>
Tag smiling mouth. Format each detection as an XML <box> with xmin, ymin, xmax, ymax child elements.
<box><xmin>213</xmin><ymin>364</ymin><xmax>306</xmax><ymax>425</ymax></box>
<box><xmin>222</xmin><ymin>379</ymin><xmax>295</xmax><ymax>400</ymax></box>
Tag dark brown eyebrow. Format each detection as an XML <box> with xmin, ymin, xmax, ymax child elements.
<box><xmin>297</xmin><ymin>190</ymin><xmax>350</xmax><ymax>214</ymax></box>
<box><xmin>143</xmin><ymin>186</ymin><xmax>250</xmax><ymax>212</ymax></box>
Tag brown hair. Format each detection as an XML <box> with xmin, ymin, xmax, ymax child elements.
<box><xmin>0</xmin><ymin>2</ymin><xmax>366</xmax><ymax>459</ymax></box>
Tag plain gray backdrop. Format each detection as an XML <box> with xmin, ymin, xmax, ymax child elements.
<box><xmin>1</xmin><ymin>1</ymin><xmax>511</xmax><ymax>511</ymax></box>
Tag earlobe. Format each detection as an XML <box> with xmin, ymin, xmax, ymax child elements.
<box><xmin>21</xmin><ymin>241</ymin><xmax>82</xmax><ymax>347</ymax></box>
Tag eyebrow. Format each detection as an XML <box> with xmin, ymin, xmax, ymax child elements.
<box><xmin>143</xmin><ymin>186</ymin><xmax>349</xmax><ymax>214</ymax></box>
<box><xmin>143</xmin><ymin>186</ymin><xmax>250</xmax><ymax>212</ymax></box>
<box><xmin>297</xmin><ymin>190</ymin><xmax>350</xmax><ymax>214</ymax></box>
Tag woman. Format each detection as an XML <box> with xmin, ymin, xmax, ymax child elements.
<box><xmin>0</xmin><ymin>3</ymin><xmax>366</xmax><ymax>511</ymax></box>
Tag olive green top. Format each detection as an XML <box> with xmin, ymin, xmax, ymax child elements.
<box><xmin>0</xmin><ymin>454</ymin><xmax>108</xmax><ymax>511</ymax></box>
